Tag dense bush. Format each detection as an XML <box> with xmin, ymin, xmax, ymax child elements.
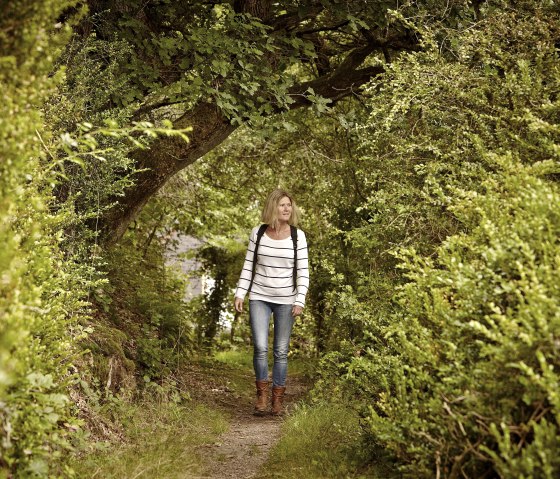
<box><xmin>0</xmin><ymin>2</ymin><xmax>189</xmax><ymax>474</ymax></box>
<box><xmin>369</xmin><ymin>158</ymin><xmax>560</xmax><ymax>477</ymax></box>
<box><xmin>93</xmin><ymin>229</ymin><xmax>195</xmax><ymax>381</ymax></box>
<box><xmin>313</xmin><ymin>3</ymin><xmax>560</xmax><ymax>477</ymax></box>
<box><xmin>0</xmin><ymin>1</ymin><xmax>89</xmax><ymax>475</ymax></box>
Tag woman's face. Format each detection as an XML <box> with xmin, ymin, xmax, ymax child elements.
<box><xmin>277</xmin><ymin>196</ymin><xmax>293</xmax><ymax>223</ymax></box>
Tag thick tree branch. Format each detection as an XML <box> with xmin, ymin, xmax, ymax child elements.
<box><xmin>288</xmin><ymin>65</ymin><xmax>385</xmax><ymax>108</ymax></box>
<box><xmin>296</xmin><ymin>20</ymin><xmax>350</xmax><ymax>37</ymax></box>
<box><xmin>102</xmin><ymin>102</ymin><xmax>235</xmax><ymax>244</ymax></box>
<box><xmin>131</xmin><ymin>99</ymin><xmax>188</xmax><ymax>122</ymax></box>
<box><xmin>234</xmin><ymin>0</ymin><xmax>272</xmax><ymax>20</ymax></box>
<box><xmin>270</xmin><ymin>5</ymin><xmax>325</xmax><ymax>32</ymax></box>
<box><xmin>97</xmin><ymin>1</ymin><xmax>419</xmax><ymax>245</ymax></box>
<box><xmin>286</xmin><ymin>40</ymin><xmax>386</xmax><ymax>107</ymax></box>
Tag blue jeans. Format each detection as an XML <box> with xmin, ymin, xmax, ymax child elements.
<box><xmin>249</xmin><ymin>300</ymin><xmax>295</xmax><ymax>387</ymax></box>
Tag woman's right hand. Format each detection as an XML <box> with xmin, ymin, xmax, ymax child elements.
<box><xmin>234</xmin><ymin>297</ymin><xmax>244</xmax><ymax>313</ymax></box>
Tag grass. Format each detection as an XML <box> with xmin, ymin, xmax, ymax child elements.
<box><xmin>70</xmin><ymin>393</ymin><xmax>228</xmax><ymax>478</ymax></box>
<box><xmin>214</xmin><ymin>347</ymin><xmax>318</xmax><ymax>380</ymax></box>
<box><xmin>258</xmin><ymin>402</ymin><xmax>399</xmax><ymax>479</ymax></box>
<box><xmin>214</xmin><ymin>348</ymin><xmax>254</xmax><ymax>371</ymax></box>
<box><xmin>192</xmin><ymin>351</ymin><xmax>256</xmax><ymax>402</ymax></box>
<box><xmin>69</xmin><ymin>349</ymin><xmax>321</xmax><ymax>478</ymax></box>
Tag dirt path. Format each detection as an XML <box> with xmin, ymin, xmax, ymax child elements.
<box><xmin>180</xmin><ymin>361</ymin><xmax>308</xmax><ymax>479</ymax></box>
<box><xmin>194</xmin><ymin>412</ymin><xmax>281</xmax><ymax>479</ymax></box>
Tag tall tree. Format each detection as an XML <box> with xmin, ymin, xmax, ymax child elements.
<box><xmin>67</xmin><ymin>0</ymin><xmax>422</xmax><ymax>243</ymax></box>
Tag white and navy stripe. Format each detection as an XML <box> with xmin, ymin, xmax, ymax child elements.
<box><xmin>235</xmin><ymin>226</ymin><xmax>309</xmax><ymax>307</ymax></box>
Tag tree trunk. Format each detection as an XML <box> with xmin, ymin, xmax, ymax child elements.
<box><xmin>102</xmin><ymin>102</ymin><xmax>236</xmax><ymax>244</ymax></box>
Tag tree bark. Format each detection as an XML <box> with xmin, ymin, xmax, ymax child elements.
<box><xmin>103</xmin><ymin>102</ymin><xmax>236</xmax><ymax>244</ymax></box>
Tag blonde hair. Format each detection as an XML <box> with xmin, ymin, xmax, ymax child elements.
<box><xmin>261</xmin><ymin>189</ymin><xmax>300</xmax><ymax>229</ymax></box>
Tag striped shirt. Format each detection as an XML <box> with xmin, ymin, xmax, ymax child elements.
<box><xmin>234</xmin><ymin>226</ymin><xmax>309</xmax><ymax>307</ymax></box>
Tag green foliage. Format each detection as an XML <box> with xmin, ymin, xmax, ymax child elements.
<box><xmin>138</xmin><ymin>164</ymin><xmax>262</xmax><ymax>350</ymax></box>
<box><xmin>68</xmin><ymin>2</ymin><xmax>302</xmax><ymax>121</ymax></box>
<box><xmin>368</xmin><ymin>158</ymin><xmax>560</xmax><ymax>477</ymax></box>
<box><xmin>72</xmin><ymin>0</ymin><xmax>404</xmax><ymax>124</ymax></box>
<box><xmin>214</xmin><ymin>349</ymin><xmax>255</xmax><ymax>371</ymax></box>
<box><xmin>4</xmin><ymin>0</ymin><xmax>559</xmax><ymax>477</ymax></box>
<box><xmin>261</xmin><ymin>402</ymin><xmax>396</xmax><ymax>479</ymax></box>
<box><xmin>192</xmin><ymin>243</ymin><xmax>247</xmax><ymax>348</ymax></box>
<box><xmin>95</xmin><ymin>232</ymin><xmax>194</xmax><ymax>380</ymax></box>
<box><xmin>1</xmin><ymin>3</ymin><xmax>193</xmax><ymax>474</ymax></box>
<box><xmin>0</xmin><ymin>1</ymin><xmax>89</xmax><ymax>475</ymax></box>
<box><xmin>310</xmin><ymin>3</ymin><xmax>560</xmax><ymax>477</ymax></box>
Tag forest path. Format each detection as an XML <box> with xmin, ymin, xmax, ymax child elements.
<box><xmin>195</xmin><ymin>414</ymin><xmax>280</xmax><ymax>479</ymax></box>
<box><xmin>179</xmin><ymin>357</ymin><xmax>310</xmax><ymax>479</ymax></box>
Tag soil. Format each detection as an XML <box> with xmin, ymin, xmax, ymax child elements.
<box><xmin>193</xmin><ymin>412</ymin><xmax>281</xmax><ymax>479</ymax></box>
<box><xmin>179</xmin><ymin>360</ymin><xmax>309</xmax><ymax>479</ymax></box>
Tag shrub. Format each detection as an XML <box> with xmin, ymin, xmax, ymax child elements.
<box><xmin>314</xmin><ymin>2</ymin><xmax>560</xmax><ymax>476</ymax></box>
<box><xmin>0</xmin><ymin>1</ymin><xmax>89</xmax><ymax>475</ymax></box>
<box><xmin>367</xmin><ymin>156</ymin><xmax>560</xmax><ymax>477</ymax></box>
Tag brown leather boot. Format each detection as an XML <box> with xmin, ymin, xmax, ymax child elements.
<box><xmin>271</xmin><ymin>386</ymin><xmax>286</xmax><ymax>416</ymax></box>
<box><xmin>254</xmin><ymin>380</ymin><xmax>269</xmax><ymax>416</ymax></box>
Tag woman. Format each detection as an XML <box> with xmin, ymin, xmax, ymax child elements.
<box><xmin>234</xmin><ymin>189</ymin><xmax>309</xmax><ymax>416</ymax></box>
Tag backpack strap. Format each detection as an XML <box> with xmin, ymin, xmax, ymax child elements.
<box><xmin>290</xmin><ymin>225</ymin><xmax>298</xmax><ymax>292</ymax></box>
<box><xmin>248</xmin><ymin>224</ymin><xmax>268</xmax><ymax>294</ymax></box>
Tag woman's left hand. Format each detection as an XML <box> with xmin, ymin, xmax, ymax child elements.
<box><xmin>292</xmin><ymin>305</ymin><xmax>303</xmax><ymax>317</ymax></box>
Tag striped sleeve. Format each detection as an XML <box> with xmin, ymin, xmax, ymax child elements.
<box><xmin>234</xmin><ymin>226</ymin><xmax>259</xmax><ymax>301</ymax></box>
<box><xmin>294</xmin><ymin>230</ymin><xmax>310</xmax><ymax>307</ymax></box>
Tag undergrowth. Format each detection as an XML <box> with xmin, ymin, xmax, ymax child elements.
<box><xmin>70</xmin><ymin>386</ymin><xmax>228</xmax><ymax>478</ymax></box>
<box><xmin>260</xmin><ymin>402</ymin><xmax>398</xmax><ymax>479</ymax></box>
